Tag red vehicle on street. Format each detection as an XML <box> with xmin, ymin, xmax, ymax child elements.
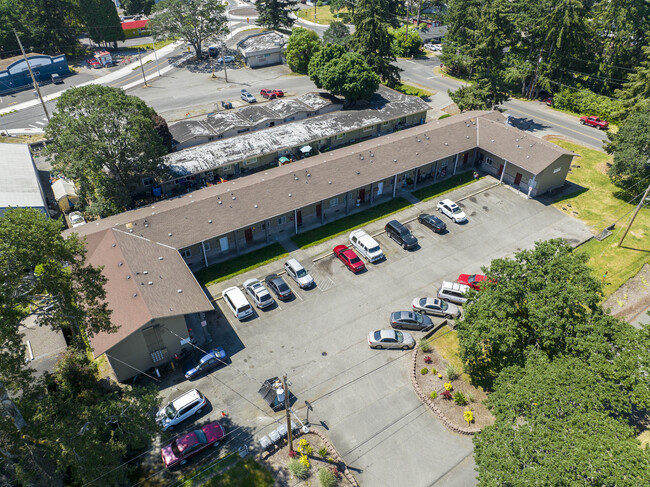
<box><xmin>86</xmin><ymin>58</ymin><xmax>102</xmax><ymax>69</ymax></box>
<box><xmin>260</xmin><ymin>88</ymin><xmax>275</xmax><ymax>99</ymax></box>
<box><xmin>272</xmin><ymin>89</ymin><xmax>284</xmax><ymax>97</ymax></box>
<box><xmin>333</xmin><ymin>245</ymin><xmax>366</xmax><ymax>273</ymax></box>
<box><xmin>457</xmin><ymin>273</ymin><xmax>487</xmax><ymax>291</ymax></box>
<box><xmin>580</xmin><ymin>116</ymin><xmax>609</xmax><ymax>130</ymax></box>
<box><xmin>161</xmin><ymin>421</ymin><xmax>225</xmax><ymax>468</ymax></box>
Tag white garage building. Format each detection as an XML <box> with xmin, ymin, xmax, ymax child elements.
<box><xmin>237</xmin><ymin>31</ymin><xmax>287</xmax><ymax>68</ymax></box>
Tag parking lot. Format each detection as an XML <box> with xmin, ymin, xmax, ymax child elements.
<box><xmin>158</xmin><ymin>179</ymin><xmax>593</xmax><ymax>486</ymax></box>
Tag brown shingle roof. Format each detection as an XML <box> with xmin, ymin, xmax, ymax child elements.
<box><xmin>85</xmin><ymin>229</ymin><xmax>213</xmax><ymax>356</ymax></box>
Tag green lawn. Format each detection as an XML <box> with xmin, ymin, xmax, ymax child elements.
<box><xmin>426</xmin><ymin>327</ymin><xmax>470</xmax><ymax>382</ymax></box>
<box><xmin>412</xmin><ymin>171</ymin><xmax>481</xmax><ymax>202</ymax></box>
<box><xmin>128</xmin><ymin>38</ymin><xmax>177</xmax><ymax>51</ymax></box>
<box><xmin>194</xmin><ymin>243</ymin><xmax>288</xmax><ymax>287</ymax></box>
<box><xmin>296</xmin><ymin>6</ymin><xmax>350</xmax><ymax>24</ymax></box>
<box><xmin>387</xmin><ymin>82</ymin><xmax>432</xmax><ymax>99</ymax></box>
<box><xmin>204</xmin><ymin>457</ymin><xmax>274</xmax><ymax>487</ymax></box>
<box><xmin>549</xmin><ymin>139</ymin><xmax>650</xmax><ymax>297</ymax></box>
<box><xmin>291</xmin><ymin>197</ymin><xmax>413</xmax><ymax>249</ymax></box>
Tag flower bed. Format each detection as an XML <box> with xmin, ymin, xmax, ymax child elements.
<box><xmin>261</xmin><ymin>428</ymin><xmax>357</xmax><ymax>486</ymax></box>
<box><xmin>412</xmin><ymin>343</ymin><xmax>494</xmax><ymax>433</ymax></box>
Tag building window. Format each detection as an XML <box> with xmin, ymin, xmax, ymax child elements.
<box><xmin>284</xmin><ymin>117</ymin><xmax>295</xmax><ymax>122</ymax></box>
<box><xmin>142</xmin><ymin>176</ymin><xmax>154</xmax><ymax>186</ymax></box>
<box><xmin>203</xmin><ymin>241</ymin><xmax>211</xmax><ymax>251</ymax></box>
<box><xmin>237</xmin><ymin>128</ymin><xmax>249</xmax><ymax>134</ymax></box>
<box><xmin>335</xmin><ymin>133</ymin><xmax>345</xmax><ymax>140</ymax></box>
<box><xmin>486</xmin><ymin>157</ymin><xmax>493</xmax><ymax>166</ymax></box>
<box><xmin>181</xmin><ymin>249</ymin><xmax>192</xmax><ymax>259</ymax></box>
<box><xmin>244</xmin><ymin>157</ymin><xmax>257</xmax><ymax>166</ymax></box>
<box><xmin>221</xmin><ymin>165</ymin><xmax>233</xmax><ymax>173</ymax></box>
<box><xmin>205</xmin><ymin>171</ymin><xmax>214</xmax><ymax>181</ymax></box>
<box><xmin>278</xmin><ymin>216</ymin><xmax>287</xmax><ymax>225</ymax></box>
<box><xmin>363</xmin><ymin>125</ymin><xmax>373</xmax><ymax>132</ymax></box>
<box><xmin>330</xmin><ymin>197</ymin><xmax>339</xmax><ymax>207</ymax></box>
<box><xmin>382</xmin><ymin>121</ymin><xmax>389</xmax><ymax>126</ymax></box>
<box><xmin>553</xmin><ymin>166</ymin><xmax>562</xmax><ymax>174</ymax></box>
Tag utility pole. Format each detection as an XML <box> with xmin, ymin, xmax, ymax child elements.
<box><xmin>617</xmin><ymin>182</ymin><xmax>650</xmax><ymax>247</ymax></box>
<box><xmin>14</xmin><ymin>29</ymin><xmax>50</xmax><ymax>122</ymax></box>
<box><xmin>138</xmin><ymin>48</ymin><xmax>149</xmax><ymax>87</ymax></box>
<box><xmin>222</xmin><ymin>43</ymin><xmax>229</xmax><ymax>83</ymax></box>
<box><xmin>282</xmin><ymin>374</ymin><xmax>293</xmax><ymax>452</ymax></box>
<box><xmin>151</xmin><ymin>26</ymin><xmax>161</xmax><ymax>78</ymax></box>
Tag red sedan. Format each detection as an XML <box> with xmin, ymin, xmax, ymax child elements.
<box><xmin>457</xmin><ymin>273</ymin><xmax>487</xmax><ymax>291</ymax></box>
<box><xmin>161</xmin><ymin>421</ymin><xmax>225</xmax><ymax>468</ymax></box>
<box><xmin>334</xmin><ymin>245</ymin><xmax>365</xmax><ymax>273</ymax></box>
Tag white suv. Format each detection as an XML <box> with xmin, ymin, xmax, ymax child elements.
<box><xmin>437</xmin><ymin>199</ymin><xmax>467</xmax><ymax>223</ymax></box>
<box><xmin>437</xmin><ymin>281</ymin><xmax>471</xmax><ymax>305</ymax></box>
<box><xmin>156</xmin><ymin>389</ymin><xmax>207</xmax><ymax>431</ymax></box>
<box><xmin>243</xmin><ymin>278</ymin><xmax>275</xmax><ymax>308</ymax></box>
<box><xmin>284</xmin><ymin>258</ymin><xmax>314</xmax><ymax>289</ymax></box>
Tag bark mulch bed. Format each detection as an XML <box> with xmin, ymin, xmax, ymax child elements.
<box><xmin>261</xmin><ymin>427</ymin><xmax>357</xmax><ymax>487</ymax></box>
<box><xmin>413</xmin><ymin>342</ymin><xmax>494</xmax><ymax>434</ymax></box>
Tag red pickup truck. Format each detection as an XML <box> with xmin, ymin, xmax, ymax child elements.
<box><xmin>580</xmin><ymin>116</ymin><xmax>609</xmax><ymax>130</ymax></box>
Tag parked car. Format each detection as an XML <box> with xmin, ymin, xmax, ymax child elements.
<box><xmin>437</xmin><ymin>281</ymin><xmax>471</xmax><ymax>305</ymax></box>
<box><xmin>417</xmin><ymin>213</ymin><xmax>446</xmax><ymax>233</ymax></box>
<box><xmin>161</xmin><ymin>421</ymin><xmax>225</xmax><ymax>468</ymax></box>
<box><xmin>272</xmin><ymin>89</ymin><xmax>284</xmax><ymax>97</ymax></box>
<box><xmin>222</xmin><ymin>286</ymin><xmax>254</xmax><ymax>320</ymax></box>
<box><xmin>69</xmin><ymin>211</ymin><xmax>86</xmax><ymax>228</ymax></box>
<box><xmin>217</xmin><ymin>55</ymin><xmax>235</xmax><ymax>63</ymax></box>
<box><xmin>51</xmin><ymin>73</ymin><xmax>63</xmax><ymax>84</ymax></box>
<box><xmin>368</xmin><ymin>329</ymin><xmax>415</xmax><ymax>350</ymax></box>
<box><xmin>184</xmin><ymin>348</ymin><xmax>227</xmax><ymax>380</ymax></box>
<box><xmin>411</xmin><ymin>297</ymin><xmax>461</xmax><ymax>319</ymax></box>
<box><xmin>240</xmin><ymin>91</ymin><xmax>256</xmax><ymax>103</ymax></box>
<box><xmin>580</xmin><ymin>116</ymin><xmax>609</xmax><ymax>130</ymax></box>
<box><xmin>86</xmin><ymin>58</ymin><xmax>101</xmax><ymax>69</ymax></box>
<box><xmin>333</xmin><ymin>245</ymin><xmax>366</xmax><ymax>273</ymax></box>
<box><xmin>156</xmin><ymin>389</ymin><xmax>207</xmax><ymax>431</ymax></box>
<box><xmin>243</xmin><ymin>278</ymin><xmax>275</xmax><ymax>308</ymax></box>
<box><xmin>265</xmin><ymin>274</ymin><xmax>292</xmax><ymax>300</ymax></box>
<box><xmin>284</xmin><ymin>258</ymin><xmax>314</xmax><ymax>289</ymax></box>
<box><xmin>260</xmin><ymin>89</ymin><xmax>276</xmax><ymax>99</ymax></box>
<box><xmin>457</xmin><ymin>273</ymin><xmax>487</xmax><ymax>291</ymax></box>
<box><xmin>545</xmin><ymin>97</ymin><xmax>553</xmax><ymax>107</ymax></box>
<box><xmin>349</xmin><ymin>228</ymin><xmax>384</xmax><ymax>262</ymax></box>
<box><xmin>384</xmin><ymin>219</ymin><xmax>418</xmax><ymax>249</ymax></box>
<box><xmin>389</xmin><ymin>311</ymin><xmax>433</xmax><ymax>331</ymax></box>
<box><xmin>437</xmin><ymin>199</ymin><xmax>467</xmax><ymax>223</ymax></box>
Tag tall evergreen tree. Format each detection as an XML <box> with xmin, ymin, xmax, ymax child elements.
<box><xmin>78</xmin><ymin>0</ymin><xmax>125</xmax><ymax>45</ymax></box>
<box><xmin>351</xmin><ymin>0</ymin><xmax>400</xmax><ymax>85</ymax></box>
<box><xmin>120</xmin><ymin>0</ymin><xmax>155</xmax><ymax>15</ymax></box>
<box><xmin>255</xmin><ymin>0</ymin><xmax>298</xmax><ymax>30</ymax></box>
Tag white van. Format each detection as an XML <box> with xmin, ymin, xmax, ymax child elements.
<box><xmin>437</xmin><ymin>281</ymin><xmax>471</xmax><ymax>305</ymax></box>
<box><xmin>349</xmin><ymin>229</ymin><xmax>384</xmax><ymax>263</ymax></box>
<box><xmin>222</xmin><ymin>286</ymin><xmax>254</xmax><ymax>320</ymax></box>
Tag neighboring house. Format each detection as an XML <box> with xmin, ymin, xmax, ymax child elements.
<box><xmin>0</xmin><ymin>143</ymin><xmax>48</xmax><ymax>217</ymax></box>
<box><xmin>237</xmin><ymin>31</ymin><xmax>287</xmax><ymax>68</ymax></box>
<box><xmin>121</xmin><ymin>19</ymin><xmax>150</xmax><ymax>39</ymax></box>
<box><xmin>170</xmin><ymin>92</ymin><xmax>343</xmax><ymax>150</ymax></box>
<box><xmin>21</xmin><ymin>315</ymin><xmax>67</xmax><ymax>377</ymax></box>
<box><xmin>51</xmin><ymin>178</ymin><xmax>79</xmax><ymax>213</ymax></box>
<box><xmin>0</xmin><ymin>54</ymin><xmax>70</xmax><ymax>94</ymax></box>
<box><xmin>419</xmin><ymin>25</ymin><xmax>447</xmax><ymax>43</ymax></box>
<box><xmin>82</xmin><ymin>228</ymin><xmax>214</xmax><ymax>382</ymax></box>
<box><xmin>67</xmin><ymin>111</ymin><xmax>575</xmax><ymax>283</ymax></box>
<box><xmin>157</xmin><ymin>87</ymin><xmax>429</xmax><ymax>195</ymax></box>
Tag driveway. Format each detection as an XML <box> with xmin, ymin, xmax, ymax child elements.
<box><xmin>156</xmin><ymin>177</ymin><xmax>592</xmax><ymax>486</ymax></box>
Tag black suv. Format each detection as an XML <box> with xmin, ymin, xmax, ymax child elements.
<box><xmin>385</xmin><ymin>220</ymin><xmax>418</xmax><ymax>249</ymax></box>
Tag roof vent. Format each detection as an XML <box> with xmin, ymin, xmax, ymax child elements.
<box><xmin>127</xmin><ymin>275</ymin><xmax>131</xmax><ymax>279</ymax></box>
<box><xmin>288</xmin><ymin>193</ymin><xmax>292</xmax><ymax>197</ymax></box>
<box><xmin>294</xmin><ymin>175</ymin><xmax>298</xmax><ymax>180</ymax></box>
<box><xmin>129</xmin><ymin>229</ymin><xmax>133</xmax><ymax>233</ymax></box>
<box><xmin>328</xmin><ymin>181</ymin><xmax>332</xmax><ymax>184</ymax></box>
<box><xmin>416</xmin><ymin>152</ymin><xmax>419</xmax><ymax>155</ymax></box>
<box><xmin>491</xmin><ymin>139</ymin><xmax>495</xmax><ymax>143</ymax></box>
<box><xmin>416</xmin><ymin>138</ymin><xmax>420</xmax><ymax>142</ymax></box>
<box><xmin>112</xmin><ymin>243</ymin><xmax>116</xmax><ymax>247</ymax></box>
<box><xmin>151</xmin><ymin>206</ymin><xmax>155</xmax><ymax>209</ymax></box>
<box><xmin>208</xmin><ymin>220</ymin><xmax>212</xmax><ymax>224</ymax></box>
<box><xmin>394</xmin><ymin>159</ymin><xmax>397</xmax><ymax>162</ymax></box>
<box><xmin>133</xmin><ymin>293</ymin><xmax>137</xmax><ymax>297</ymax></box>
<box><xmin>356</xmin><ymin>171</ymin><xmax>360</xmax><ymax>175</ymax></box>
<box><xmin>152</xmin><ymin>212</ymin><xmax>155</xmax><ymax>215</ymax></box>
<box><xmin>425</xmin><ymin>136</ymin><xmax>430</xmax><ymax>140</ymax></box>
<box><xmin>370</xmin><ymin>152</ymin><xmax>374</xmax><ymax>157</ymax></box>
<box><xmin>218</xmin><ymin>201</ymin><xmax>222</xmax><ymax>205</ymax></box>
<box><xmin>466</xmin><ymin>135</ymin><xmax>470</xmax><ymax>139</ymax></box>
<box><xmin>148</xmin><ymin>281</ymin><xmax>153</xmax><ymax>285</ymax></box>
<box><xmin>177</xmin><ymin>289</ymin><xmax>183</xmax><ymax>293</ymax></box>
<box><xmin>444</xmin><ymin>142</ymin><xmax>448</xmax><ymax>146</ymax></box>
<box><xmin>168</xmin><ymin>232</ymin><xmax>173</xmax><ymax>237</ymax></box>
<box><xmin>232</xmin><ymin>196</ymin><xmax>236</xmax><ymax>200</ymax></box>
<box><xmin>143</xmin><ymin>271</ymin><xmax>148</xmax><ymax>274</ymax></box>
<box><xmin>254</xmin><ymin>204</ymin><xmax>258</xmax><ymax>208</ymax></box>
<box><xmin>306</xmin><ymin>172</ymin><xmax>310</xmax><ymax>177</ymax></box>
<box><xmin>159</xmin><ymin>256</ymin><xmax>163</xmax><ymax>260</ymax></box>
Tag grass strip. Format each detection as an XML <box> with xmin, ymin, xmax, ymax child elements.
<box><xmin>204</xmin><ymin>456</ymin><xmax>274</xmax><ymax>487</ymax></box>
<box><xmin>291</xmin><ymin>197</ymin><xmax>412</xmax><ymax>249</ymax></box>
<box><xmin>195</xmin><ymin>243</ymin><xmax>288</xmax><ymax>287</ymax></box>
<box><xmin>412</xmin><ymin>171</ymin><xmax>480</xmax><ymax>202</ymax></box>
<box><xmin>388</xmin><ymin>82</ymin><xmax>432</xmax><ymax>99</ymax></box>
<box><xmin>169</xmin><ymin>451</ymin><xmax>239</xmax><ymax>487</ymax></box>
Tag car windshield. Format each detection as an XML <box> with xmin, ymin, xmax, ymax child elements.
<box><xmin>278</xmin><ymin>282</ymin><xmax>289</xmax><ymax>292</ymax></box>
<box><xmin>373</xmin><ymin>331</ymin><xmax>381</xmax><ymax>340</ymax></box>
<box><xmin>468</xmin><ymin>275</ymin><xmax>476</xmax><ymax>283</ymax></box>
<box><xmin>296</xmin><ymin>269</ymin><xmax>307</xmax><ymax>278</ymax></box>
<box><xmin>350</xmin><ymin>256</ymin><xmax>361</xmax><ymax>264</ymax></box>
<box><xmin>164</xmin><ymin>404</ymin><xmax>177</xmax><ymax>420</ymax></box>
<box><xmin>419</xmin><ymin>298</ymin><xmax>427</xmax><ymax>307</ymax></box>
<box><xmin>440</xmin><ymin>300</ymin><xmax>448</xmax><ymax>310</ymax></box>
<box><xmin>368</xmin><ymin>246</ymin><xmax>380</xmax><ymax>253</ymax></box>
<box><xmin>171</xmin><ymin>440</ymin><xmax>182</xmax><ymax>456</ymax></box>
<box><xmin>395</xmin><ymin>331</ymin><xmax>403</xmax><ymax>342</ymax></box>
<box><xmin>452</xmin><ymin>206</ymin><xmax>462</xmax><ymax>214</ymax></box>
<box><xmin>415</xmin><ymin>313</ymin><xmax>423</xmax><ymax>323</ymax></box>
<box><xmin>194</xmin><ymin>429</ymin><xmax>208</xmax><ymax>444</ymax></box>
<box><xmin>260</xmin><ymin>294</ymin><xmax>272</xmax><ymax>303</ymax></box>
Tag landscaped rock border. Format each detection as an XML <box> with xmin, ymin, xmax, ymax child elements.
<box><xmin>260</xmin><ymin>428</ymin><xmax>358</xmax><ymax>486</ymax></box>
<box><xmin>410</xmin><ymin>342</ymin><xmax>481</xmax><ymax>435</ymax></box>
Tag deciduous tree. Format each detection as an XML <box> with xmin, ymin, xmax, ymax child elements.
<box><xmin>309</xmin><ymin>43</ymin><xmax>379</xmax><ymax>103</ymax></box>
<box><xmin>323</xmin><ymin>21</ymin><xmax>351</xmax><ymax>47</ymax></box>
<box><xmin>389</xmin><ymin>26</ymin><xmax>422</xmax><ymax>57</ymax></box>
<box><xmin>150</xmin><ymin>0</ymin><xmax>228</xmax><ymax>59</ymax></box>
<box><xmin>120</xmin><ymin>0</ymin><xmax>155</xmax><ymax>15</ymax></box>
<box><xmin>45</xmin><ymin>85</ymin><xmax>169</xmax><ymax>217</ymax></box>
<box><xmin>255</xmin><ymin>0</ymin><xmax>298</xmax><ymax>30</ymax></box>
<box><xmin>285</xmin><ymin>27</ymin><xmax>322</xmax><ymax>74</ymax></box>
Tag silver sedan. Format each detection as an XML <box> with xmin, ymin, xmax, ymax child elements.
<box><xmin>367</xmin><ymin>330</ymin><xmax>415</xmax><ymax>350</ymax></box>
<box><xmin>411</xmin><ymin>297</ymin><xmax>461</xmax><ymax>319</ymax></box>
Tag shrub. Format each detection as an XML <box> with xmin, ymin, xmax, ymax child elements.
<box><xmin>444</xmin><ymin>382</ymin><xmax>453</xmax><ymax>391</ymax></box>
<box><xmin>439</xmin><ymin>114</ymin><xmax>451</xmax><ymax>120</ymax></box>
<box><xmin>553</xmin><ymin>88</ymin><xmax>625</xmax><ymax>124</ymax></box>
<box><xmin>464</xmin><ymin>409</ymin><xmax>474</xmax><ymax>425</ymax></box>
<box><xmin>318</xmin><ymin>446</ymin><xmax>328</xmax><ymax>458</ymax></box>
<box><xmin>466</xmin><ymin>392</ymin><xmax>475</xmax><ymax>403</ymax></box>
<box><xmin>288</xmin><ymin>458</ymin><xmax>310</xmax><ymax>480</ymax></box>
<box><xmin>438</xmin><ymin>373</ymin><xmax>442</xmax><ymax>378</ymax></box>
<box><xmin>419</xmin><ymin>338</ymin><xmax>431</xmax><ymax>352</ymax></box>
<box><xmin>299</xmin><ymin>453</ymin><xmax>311</xmax><ymax>469</ymax></box>
<box><xmin>430</xmin><ymin>391</ymin><xmax>438</xmax><ymax>399</ymax></box>
<box><xmin>453</xmin><ymin>392</ymin><xmax>467</xmax><ymax>405</ymax></box>
<box><xmin>327</xmin><ymin>456</ymin><xmax>335</xmax><ymax>463</ymax></box>
<box><xmin>420</xmin><ymin>367</ymin><xmax>428</xmax><ymax>375</ymax></box>
<box><xmin>423</xmin><ymin>355</ymin><xmax>432</xmax><ymax>363</ymax></box>
<box><xmin>441</xmin><ymin>390</ymin><xmax>452</xmax><ymax>400</ymax></box>
<box><xmin>298</xmin><ymin>438</ymin><xmax>313</xmax><ymax>455</ymax></box>
<box><xmin>288</xmin><ymin>450</ymin><xmax>297</xmax><ymax>458</ymax></box>
<box><xmin>318</xmin><ymin>467</ymin><xmax>338</xmax><ymax>487</ymax></box>
<box><xmin>431</xmin><ymin>367</ymin><xmax>437</xmax><ymax>375</ymax></box>
<box><xmin>445</xmin><ymin>364</ymin><xmax>459</xmax><ymax>380</ymax></box>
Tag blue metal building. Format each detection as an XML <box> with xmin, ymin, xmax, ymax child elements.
<box><xmin>0</xmin><ymin>54</ymin><xmax>70</xmax><ymax>94</ymax></box>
